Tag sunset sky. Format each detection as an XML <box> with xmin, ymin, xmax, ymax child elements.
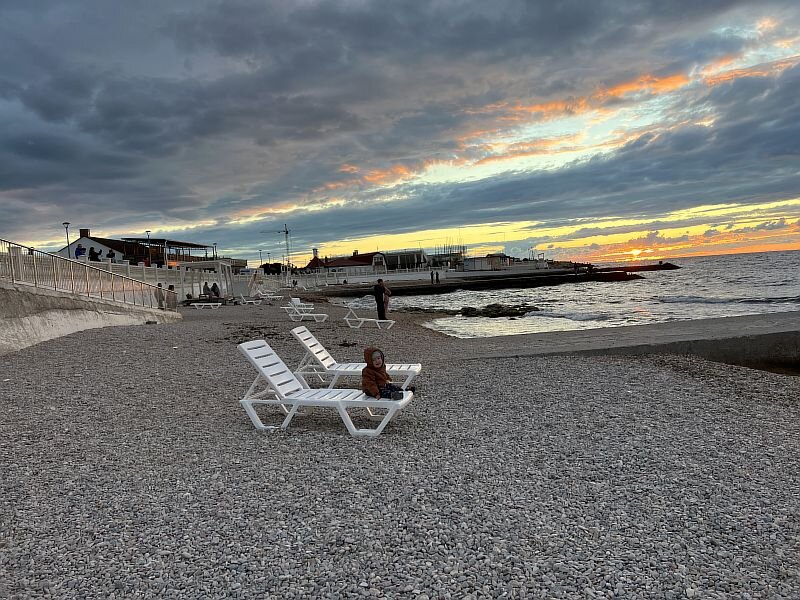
<box><xmin>1</xmin><ymin>1</ymin><xmax>799</xmax><ymax>265</ymax></box>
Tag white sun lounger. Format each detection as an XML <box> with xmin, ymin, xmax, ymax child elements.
<box><xmin>282</xmin><ymin>304</ymin><xmax>328</xmax><ymax>322</ymax></box>
<box><xmin>191</xmin><ymin>302</ymin><xmax>222</xmax><ymax>309</ymax></box>
<box><xmin>290</xmin><ymin>326</ymin><xmax>421</xmax><ymax>389</ymax></box>
<box><xmin>343</xmin><ymin>306</ymin><xmax>395</xmax><ymax>329</ymax></box>
<box><xmin>238</xmin><ymin>339</ymin><xmax>413</xmax><ymax>437</ymax></box>
<box><xmin>256</xmin><ymin>290</ymin><xmax>283</xmax><ymax>302</ymax></box>
<box><xmin>290</xmin><ymin>297</ymin><xmax>314</xmax><ymax>310</ymax></box>
<box><xmin>239</xmin><ymin>295</ymin><xmax>263</xmax><ymax>306</ymax></box>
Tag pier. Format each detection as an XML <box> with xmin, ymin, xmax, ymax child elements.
<box><xmin>313</xmin><ymin>262</ymin><xmax>680</xmax><ymax>297</ymax></box>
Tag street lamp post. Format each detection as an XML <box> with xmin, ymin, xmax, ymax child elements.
<box><xmin>62</xmin><ymin>222</ymin><xmax>70</xmax><ymax>257</ymax></box>
<box><xmin>145</xmin><ymin>230</ymin><xmax>152</xmax><ymax>265</ymax></box>
<box><xmin>213</xmin><ymin>243</ymin><xmax>217</xmax><ymax>259</ymax></box>
<box><xmin>258</xmin><ymin>249</ymin><xmax>263</xmax><ymax>272</ymax></box>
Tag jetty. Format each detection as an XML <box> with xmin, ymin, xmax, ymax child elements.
<box><xmin>314</xmin><ymin>262</ymin><xmax>680</xmax><ymax>298</ymax></box>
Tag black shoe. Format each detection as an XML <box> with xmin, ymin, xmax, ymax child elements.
<box><xmin>390</xmin><ymin>390</ymin><xmax>404</xmax><ymax>401</ymax></box>
<box><xmin>407</xmin><ymin>386</ymin><xmax>416</xmax><ymax>393</ymax></box>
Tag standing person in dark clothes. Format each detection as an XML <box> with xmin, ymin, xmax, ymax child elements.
<box><xmin>373</xmin><ymin>279</ymin><xmax>387</xmax><ymax>320</ymax></box>
<box><xmin>435</xmin><ymin>271</ymin><xmax>440</xmax><ymax>284</ymax></box>
<box><xmin>166</xmin><ymin>284</ymin><xmax>177</xmax><ymax>310</ymax></box>
<box><xmin>431</xmin><ymin>270</ymin><xmax>434</xmax><ymax>284</ymax></box>
<box><xmin>154</xmin><ymin>283</ymin><xmax>165</xmax><ymax>309</ymax></box>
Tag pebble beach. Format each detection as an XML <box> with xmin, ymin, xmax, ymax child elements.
<box><xmin>2</xmin><ymin>302</ymin><xmax>799</xmax><ymax>598</ymax></box>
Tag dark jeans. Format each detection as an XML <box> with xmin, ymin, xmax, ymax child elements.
<box><xmin>380</xmin><ymin>383</ymin><xmax>402</xmax><ymax>399</ymax></box>
<box><xmin>375</xmin><ymin>297</ymin><xmax>386</xmax><ymax>320</ymax></box>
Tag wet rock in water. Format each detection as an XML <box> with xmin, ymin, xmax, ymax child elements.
<box><xmin>460</xmin><ymin>303</ymin><xmax>540</xmax><ymax>318</ymax></box>
<box><xmin>402</xmin><ymin>306</ymin><xmax>460</xmax><ymax>315</ymax></box>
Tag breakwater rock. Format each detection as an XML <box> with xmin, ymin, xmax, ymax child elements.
<box><xmin>461</xmin><ymin>303</ymin><xmax>540</xmax><ymax>318</ymax></box>
<box><xmin>402</xmin><ymin>303</ymin><xmax>540</xmax><ymax>318</ymax></box>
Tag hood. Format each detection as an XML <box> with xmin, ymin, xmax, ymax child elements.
<box><xmin>363</xmin><ymin>346</ymin><xmax>384</xmax><ymax>366</ymax></box>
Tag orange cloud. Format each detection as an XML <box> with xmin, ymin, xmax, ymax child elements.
<box><xmin>703</xmin><ymin>55</ymin><xmax>800</xmax><ymax>86</ymax></box>
<box><xmin>474</xmin><ymin>133</ymin><xmax>585</xmax><ymax>165</ymax></box>
<box><xmin>775</xmin><ymin>36</ymin><xmax>800</xmax><ymax>50</ymax></box>
<box><xmin>757</xmin><ymin>17</ymin><xmax>778</xmax><ymax>33</ymax></box>
<box><xmin>700</xmin><ymin>54</ymin><xmax>740</xmax><ymax>76</ymax></box>
<box><xmin>362</xmin><ymin>164</ymin><xmax>415</xmax><ymax>184</ymax></box>
<box><xmin>570</xmin><ymin>221</ymin><xmax>800</xmax><ymax>262</ymax></box>
<box><xmin>316</xmin><ymin>53</ymin><xmax>798</xmax><ymax>195</ymax></box>
<box><xmin>470</xmin><ymin>72</ymin><xmax>691</xmax><ymax>125</ymax></box>
<box><xmin>597</xmin><ymin>73</ymin><xmax>691</xmax><ymax>99</ymax></box>
<box><xmin>318</xmin><ymin>161</ymin><xmax>428</xmax><ymax>192</ymax></box>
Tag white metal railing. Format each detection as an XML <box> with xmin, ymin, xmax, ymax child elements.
<box><xmin>0</xmin><ymin>238</ymin><xmax>178</xmax><ymax>311</ymax></box>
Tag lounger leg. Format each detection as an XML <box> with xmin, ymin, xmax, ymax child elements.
<box><xmin>243</xmin><ymin>374</ymin><xmax>263</xmax><ymax>399</ymax></box>
<box><xmin>328</xmin><ymin>373</ymin><xmax>341</xmax><ymax>389</ymax></box>
<box><xmin>371</xmin><ymin>408</ymin><xmax>398</xmax><ymax>436</ymax></box>
<box><xmin>337</xmin><ymin>404</ymin><xmax>399</xmax><ymax>437</ymax></box>
<box><xmin>294</xmin><ymin>355</ymin><xmax>327</xmax><ymax>386</ymax></box>
<box><xmin>295</xmin><ymin>354</ymin><xmax>310</xmax><ymax>371</ymax></box>
<box><xmin>336</xmin><ymin>404</ymin><xmax>362</xmax><ymax>437</ymax></box>
<box><xmin>281</xmin><ymin>404</ymin><xmax>302</xmax><ymax>429</ymax></box>
<box><xmin>365</xmin><ymin>406</ymin><xmax>389</xmax><ymax>418</ymax></box>
<box><xmin>240</xmin><ymin>399</ymin><xmax>280</xmax><ymax>431</ymax></box>
<box><xmin>400</xmin><ymin>374</ymin><xmax>414</xmax><ymax>389</ymax></box>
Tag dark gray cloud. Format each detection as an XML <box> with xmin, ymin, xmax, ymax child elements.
<box><xmin>739</xmin><ymin>218</ymin><xmax>790</xmax><ymax>232</ymax></box>
<box><xmin>0</xmin><ymin>0</ymin><xmax>798</xmax><ymax>261</ymax></box>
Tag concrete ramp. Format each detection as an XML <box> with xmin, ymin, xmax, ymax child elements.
<box><xmin>462</xmin><ymin>311</ymin><xmax>800</xmax><ymax>369</ymax></box>
<box><xmin>1</xmin><ymin>281</ymin><xmax>181</xmax><ymax>356</ymax></box>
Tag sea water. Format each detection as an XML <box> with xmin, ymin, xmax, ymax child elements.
<box><xmin>348</xmin><ymin>250</ymin><xmax>800</xmax><ymax>338</ymax></box>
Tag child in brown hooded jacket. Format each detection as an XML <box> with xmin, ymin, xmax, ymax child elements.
<box><xmin>362</xmin><ymin>346</ymin><xmax>404</xmax><ymax>400</ymax></box>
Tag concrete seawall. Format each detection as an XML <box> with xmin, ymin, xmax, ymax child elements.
<box><xmin>0</xmin><ymin>281</ymin><xmax>182</xmax><ymax>356</ymax></box>
<box><xmin>462</xmin><ymin>311</ymin><xmax>800</xmax><ymax>371</ymax></box>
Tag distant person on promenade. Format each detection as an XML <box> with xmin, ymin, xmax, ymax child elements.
<box><xmin>435</xmin><ymin>271</ymin><xmax>440</xmax><ymax>284</ymax></box>
<box><xmin>431</xmin><ymin>271</ymin><xmax>434</xmax><ymax>284</ymax></box>
<box><xmin>373</xmin><ymin>279</ymin><xmax>388</xmax><ymax>320</ymax></box>
<box><xmin>211</xmin><ymin>282</ymin><xmax>221</xmax><ymax>298</ymax></box>
<box><xmin>166</xmin><ymin>284</ymin><xmax>177</xmax><ymax>310</ymax></box>
<box><xmin>74</xmin><ymin>244</ymin><xmax>86</xmax><ymax>259</ymax></box>
<box><xmin>155</xmin><ymin>283</ymin><xmax>165</xmax><ymax>309</ymax></box>
<box><xmin>106</xmin><ymin>249</ymin><xmax>116</xmax><ymax>263</ymax></box>
<box><xmin>361</xmin><ymin>347</ymin><xmax>404</xmax><ymax>400</ymax></box>
<box><xmin>202</xmin><ymin>282</ymin><xmax>212</xmax><ymax>297</ymax></box>
<box><xmin>88</xmin><ymin>247</ymin><xmax>101</xmax><ymax>261</ymax></box>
